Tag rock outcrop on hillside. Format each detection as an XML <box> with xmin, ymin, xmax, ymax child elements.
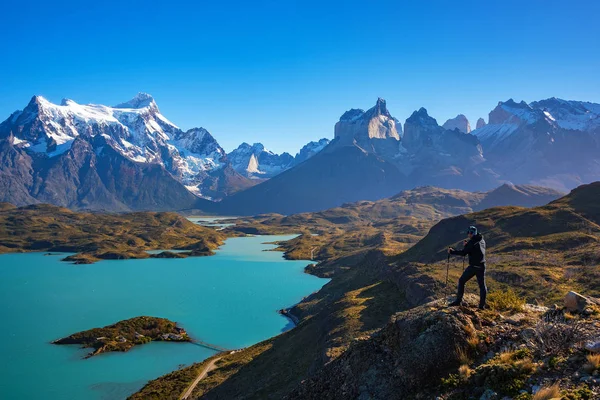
<box><xmin>287</xmin><ymin>300</ymin><xmax>477</xmax><ymax>399</ymax></box>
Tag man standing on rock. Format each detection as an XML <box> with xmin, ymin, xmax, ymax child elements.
<box><xmin>447</xmin><ymin>226</ymin><xmax>487</xmax><ymax>309</ymax></box>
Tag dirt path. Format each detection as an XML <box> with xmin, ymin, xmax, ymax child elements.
<box><xmin>180</xmin><ymin>357</ymin><xmax>222</xmax><ymax>400</ymax></box>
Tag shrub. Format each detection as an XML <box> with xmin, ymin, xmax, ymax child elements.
<box><xmin>563</xmin><ymin>385</ymin><xmax>594</xmax><ymax>400</ymax></box>
<box><xmin>473</xmin><ymin>349</ymin><xmax>538</xmax><ymax>396</ymax></box>
<box><xmin>441</xmin><ymin>373</ymin><xmax>460</xmax><ymax>389</ymax></box>
<box><xmin>487</xmin><ymin>289</ymin><xmax>526</xmax><ymax>312</ymax></box>
<box><xmin>526</xmin><ymin>313</ymin><xmax>586</xmax><ymax>356</ymax></box>
<box><xmin>532</xmin><ymin>383</ymin><xmax>561</xmax><ymax>400</ymax></box>
<box><xmin>458</xmin><ymin>364</ymin><xmax>473</xmax><ymax>382</ymax></box>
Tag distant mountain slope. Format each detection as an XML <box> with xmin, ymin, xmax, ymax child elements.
<box><xmin>214</xmin><ymin>143</ymin><xmax>406</xmax><ymax>215</ymax></box>
<box><xmin>227</xmin><ymin>139</ymin><xmax>331</xmax><ymax>179</ymax></box>
<box><xmin>227</xmin><ymin>143</ymin><xmax>294</xmax><ymax>179</ymax></box>
<box><xmin>472</xmin><ymin>98</ymin><xmax>600</xmax><ymax>191</ymax></box>
<box><xmin>231</xmin><ymin>184</ymin><xmax>564</xmax><ymax>231</ymax></box>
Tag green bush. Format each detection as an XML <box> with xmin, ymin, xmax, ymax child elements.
<box><xmin>441</xmin><ymin>373</ymin><xmax>461</xmax><ymax>389</ymax></box>
<box><xmin>563</xmin><ymin>385</ymin><xmax>594</xmax><ymax>400</ymax></box>
<box><xmin>487</xmin><ymin>289</ymin><xmax>526</xmax><ymax>312</ymax></box>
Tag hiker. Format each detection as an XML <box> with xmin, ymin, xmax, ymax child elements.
<box><xmin>447</xmin><ymin>225</ymin><xmax>487</xmax><ymax>309</ymax></box>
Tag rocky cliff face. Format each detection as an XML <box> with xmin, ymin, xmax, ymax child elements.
<box><xmin>442</xmin><ymin>114</ymin><xmax>471</xmax><ymax>133</ymax></box>
<box><xmin>476</xmin><ymin>117</ymin><xmax>487</xmax><ymax>129</ymax></box>
<box><xmin>286</xmin><ymin>300</ymin><xmax>477</xmax><ymax>400</ymax></box>
<box><xmin>333</xmin><ymin>98</ymin><xmax>402</xmax><ymax>158</ymax></box>
<box><xmin>400</xmin><ymin>108</ymin><xmax>491</xmax><ymax>190</ymax></box>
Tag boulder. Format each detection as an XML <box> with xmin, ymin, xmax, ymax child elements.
<box><xmin>564</xmin><ymin>291</ymin><xmax>600</xmax><ymax>312</ymax></box>
<box><xmin>479</xmin><ymin>389</ymin><xmax>498</xmax><ymax>400</ymax></box>
<box><xmin>585</xmin><ymin>341</ymin><xmax>600</xmax><ymax>353</ymax></box>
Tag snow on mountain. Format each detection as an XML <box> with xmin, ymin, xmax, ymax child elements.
<box><xmin>1</xmin><ymin>93</ymin><xmax>228</xmax><ymax>198</ymax></box>
<box><xmin>470</xmin><ymin>98</ymin><xmax>600</xmax><ymax>191</ymax></box>
<box><xmin>294</xmin><ymin>138</ymin><xmax>330</xmax><ymax>164</ymax></box>
<box><xmin>442</xmin><ymin>114</ymin><xmax>471</xmax><ymax>134</ymax></box>
<box><xmin>530</xmin><ymin>98</ymin><xmax>600</xmax><ymax>132</ymax></box>
<box><xmin>227</xmin><ymin>142</ymin><xmax>294</xmax><ymax>179</ymax></box>
<box><xmin>472</xmin><ymin>99</ymin><xmax>554</xmax><ymax>147</ymax></box>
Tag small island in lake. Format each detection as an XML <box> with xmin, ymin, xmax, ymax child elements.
<box><xmin>52</xmin><ymin>316</ymin><xmax>191</xmax><ymax>358</ymax></box>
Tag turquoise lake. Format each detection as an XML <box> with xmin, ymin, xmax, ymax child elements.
<box><xmin>0</xmin><ymin>235</ymin><xmax>328</xmax><ymax>400</ymax></box>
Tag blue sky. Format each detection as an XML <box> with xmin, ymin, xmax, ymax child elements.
<box><xmin>1</xmin><ymin>1</ymin><xmax>599</xmax><ymax>154</ymax></box>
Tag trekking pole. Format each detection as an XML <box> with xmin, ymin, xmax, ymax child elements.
<box><xmin>445</xmin><ymin>252</ymin><xmax>450</xmax><ymax>300</ymax></box>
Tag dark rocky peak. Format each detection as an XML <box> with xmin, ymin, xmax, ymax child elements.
<box><xmin>364</xmin><ymin>97</ymin><xmax>391</xmax><ymax>119</ymax></box>
<box><xmin>173</xmin><ymin>127</ymin><xmax>224</xmax><ymax>156</ymax></box>
<box><xmin>339</xmin><ymin>108</ymin><xmax>365</xmax><ymax>122</ymax></box>
<box><xmin>476</xmin><ymin>117</ymin><xmax>486</xmax><ymax>129</ymax></box>
<box><xmin>405</xmin><ymin>107</ymin><xmax>440</xmax><ymax>129</ymax></box>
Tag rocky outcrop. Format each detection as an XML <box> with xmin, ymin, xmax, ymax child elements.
<box><xmin>443</xmin><ymin>114</ymin><xmax>471</xmax><ymax>133</ymax></box>
<box><xmin>286</xmin><ymin>300</ymin><xmax>477</xmax><ymax>399</ymax></box>
<box><xmin>476</xmin><ymin>117</ymin><xmax>486</xmax><ymax>129</ymax></box>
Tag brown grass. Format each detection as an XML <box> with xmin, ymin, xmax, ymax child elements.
<box><xmin>532</xmin><ymin>383</ymin><xmax>561</xmax><ymax>400</ymax></box>
<box><xmin>584</xmin><ymin>354</ymin><xmax>600</xmax><ymax>373</ymax></box>
<box><xmin>458</xmin><ymin>364</ymin><xmax>473</xmax><ymax>382</ymax></box>
<box><xmin>455</xmin><ymin>346</ymin><xmax>471</xmax><ymax>365</ymax></box>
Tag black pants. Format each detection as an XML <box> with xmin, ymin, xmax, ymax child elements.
<box><xmin>456</xmin><ymin>265</ymin><xmax>487</xmax><ymax>306</ymax></box>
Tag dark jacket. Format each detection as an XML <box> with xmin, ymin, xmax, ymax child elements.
<box><xmin>450</xmin><ymin>234</ymin><xmax>486</xmax><ymax>267</ymax></box>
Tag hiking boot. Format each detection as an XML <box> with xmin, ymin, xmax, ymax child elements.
<box><xmin>448</xmin><ymin>300</ymin><xmax>462</xmax><ymax>307</ymax></box>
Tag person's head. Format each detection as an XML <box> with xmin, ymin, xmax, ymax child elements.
<box><xmin>467</xmin><ymin>225</ymin><xmax>478</xmax><ymax>239</ymax></box>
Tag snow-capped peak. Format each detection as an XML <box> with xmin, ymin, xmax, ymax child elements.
<box><xmin>530</xmin><ymin>98</ymin><xmax>600</xmax><ymax>132</ymax></box>
<box><xmin>0</xmin><ymin>94</ymin><xmax>228</xmax><ymax>198</ymax></box>
<box><xmin>114</xmin><ymin>92</ymin><xmax>157</xmax><ymax>110</ymax></box>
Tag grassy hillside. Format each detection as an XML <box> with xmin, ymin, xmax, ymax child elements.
<box><xmin>225</xmin><ymin>184</ymin><xmax>563</xmax><ymax>262</ymax></box>
<box><xmin>393</xmin><ymin>181</ymin><xmax>600</xmax><ymax>303</ymax></box>
<box><xmin>0</xmin><ymin>204</ymin><xmax>226</xmax><ymax>262</ymax></box>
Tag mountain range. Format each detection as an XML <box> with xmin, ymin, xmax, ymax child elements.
<box><xmin>227</xmin><ymin>139</ymin><xmax>330</xmax><ymax>179</ymax></box>
<box><xmin>1</xmin><ymin>94</ymin><xmax>599</xmax><ymax>214</ymax></box>
<box><xmin>0</xmin><ymin>94</ymin><xmax>327</xmax><ymax>210</ymax></box>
